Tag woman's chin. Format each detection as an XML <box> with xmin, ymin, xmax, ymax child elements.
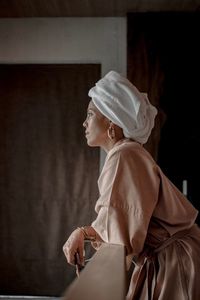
<box><xmin>87</xmin><ymin>141</ymin><xmax>95</xmax><ymax>147</ymax></box>
<box><xmin>86</xmin><ymin>138</ymin><xmax>97</xmax><ymax>147</ymax></box>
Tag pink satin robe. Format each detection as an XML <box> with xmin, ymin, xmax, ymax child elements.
<box><xmin>91</xmin><ymin>138</ymin><xmax>200</xmax><ymax>299</ymax></box>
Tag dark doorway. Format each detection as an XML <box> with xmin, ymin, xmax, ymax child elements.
<box><xmin>128</xmin><ymin>12</ymin><xmax>200</xmax><ymax>224</ymax></box>
<box><xmin>0</xmin><ymin>64</ymin><xmax>100</xmax><ymax>295</ymax></box>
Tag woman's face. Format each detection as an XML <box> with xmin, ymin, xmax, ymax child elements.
<box><xmin>83</xmin><ymin>101</ymin><xmax>109</xmax><ymax>147</ymax></box>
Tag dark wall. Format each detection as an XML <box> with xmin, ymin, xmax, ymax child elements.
<box><xmin>128</xmin><ymin>12</ymin><xmax>200</xmax><ymax>224</ymax></box>
<box><xmin>0</xmin><ymin>64</ymin><xmax>100</xmax><ymax>295</ymax></box>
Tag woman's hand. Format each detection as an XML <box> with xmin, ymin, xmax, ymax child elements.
<box><xmin>63</xmin><ymin>228</ymin><xmax>85</xmax><ymax>266</ymax></box>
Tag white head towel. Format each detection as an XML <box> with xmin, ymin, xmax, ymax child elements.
<box><xmin>88</xmin><ymin>70</ymin><xmax>157</xmax><ymax>144</ymax></box>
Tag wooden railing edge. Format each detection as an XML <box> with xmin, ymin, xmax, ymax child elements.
<box><xmin>62</xmin><ymin>243</ymin><xmax>126</xmax><ymax>300</ymax></box>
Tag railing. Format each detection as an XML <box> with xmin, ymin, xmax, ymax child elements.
<box><xmin>62</xmin><ymin>243</ymin><xmax>126</xmax><ymax>300</ymax></box>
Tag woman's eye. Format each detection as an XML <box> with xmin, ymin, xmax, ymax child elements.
<box><xmin>87</xmin><ymin>112</ymin><xmax>93</xmax><ymax>118</ymax></box>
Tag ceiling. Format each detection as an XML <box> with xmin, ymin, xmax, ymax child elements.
<box><xmin>0</xmin><ymin>0</ymin><xmax>200</xmax><ymax>18</ymax></box>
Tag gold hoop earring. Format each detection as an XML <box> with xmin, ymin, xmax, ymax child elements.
<box><xmin>108</xmin><ymin>126</ymin><xmax>115</xmax><ymax>140</ymax></box>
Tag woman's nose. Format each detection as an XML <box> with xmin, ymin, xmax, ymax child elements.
<box><xmin>83</xmin><ymin>119</ymin><xmax>87</xmax><ymax>127</ymax></box>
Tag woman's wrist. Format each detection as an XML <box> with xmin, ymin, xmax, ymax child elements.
<box><xmin>77</xmin><ymin>226</ymin><xmax>96</xmax><ymax>241</ymax></box>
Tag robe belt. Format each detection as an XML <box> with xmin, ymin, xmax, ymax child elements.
<box><xmin>131</xmin><ymin>224</ymin><xmax>199</xmax><ymax>299</ymax></box>
<box><xmin>153</xmin><ymin>223</ymin><xmax>198</xmax><ymax>254</ymax></box>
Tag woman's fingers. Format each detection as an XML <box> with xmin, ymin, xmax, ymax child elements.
<box><xmin>63</xmin><ymin>242</ymin><xmax>76</xmax><ymax>265</ymax></box>
<box><xmin>62</xmin><ymin>229</ymin><xmax>85</xmax><ymax>266</ymax></box>
<box><xmin>68</xmin><ymin>251</ymin><xmax>77</xmax><ymax>265</ymax></box>
<box><xmin>77</xmin><ymin>243</ymin><xmax>85</xmax><ymax>266</ymax></box>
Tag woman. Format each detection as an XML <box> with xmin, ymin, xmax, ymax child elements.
<box><xmin>63</xmin><ymin>71</ymin><xmax>200</xmax><ymax>299</ymax></box>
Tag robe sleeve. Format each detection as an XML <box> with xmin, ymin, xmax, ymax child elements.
<box><xmin>91</xmin><ymin>145</ymin><xmax>160</xmax><ymax>256</ymax></box>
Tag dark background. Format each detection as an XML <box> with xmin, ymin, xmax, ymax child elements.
<box><xmin>0</xmin><ymin>64</ymin><xmax>100</xmax><ymax>295</ymax></box>
<box><xmin>128</xmin><ymin>12</ymin><xmax>200</xmax><ymax>224</ymax></box>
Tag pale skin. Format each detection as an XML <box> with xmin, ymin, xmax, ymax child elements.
<box><xmin>63</xmin><ymin>100</ymin><xmax>124</xmax><ymax>266</ymax></box>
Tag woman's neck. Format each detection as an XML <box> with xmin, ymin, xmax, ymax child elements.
<box><xmin>102</xmin><ymin>136</ymin><xmax>126</xmax><ymax>153</ymax></box>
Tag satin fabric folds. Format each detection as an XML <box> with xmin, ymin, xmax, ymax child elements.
<box><xmin>91</xmin><ymin>139</ymin><xmax>200</xmax><ymax>300</ymax></box>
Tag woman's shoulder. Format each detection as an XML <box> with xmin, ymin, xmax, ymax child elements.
<box><xmin>106</xmin><ymin>139</ymin><xmax>157</xmax><ymax>172</ymax></box>
<box><xmin>110</xmin><ymin>138</ymin><xmax>139</xmax><ymax>153</ymax></box>
<box><xmin>110</xmin><ymin>138</ymin><xmax>152</xmax><ymax>158</ymax></box>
